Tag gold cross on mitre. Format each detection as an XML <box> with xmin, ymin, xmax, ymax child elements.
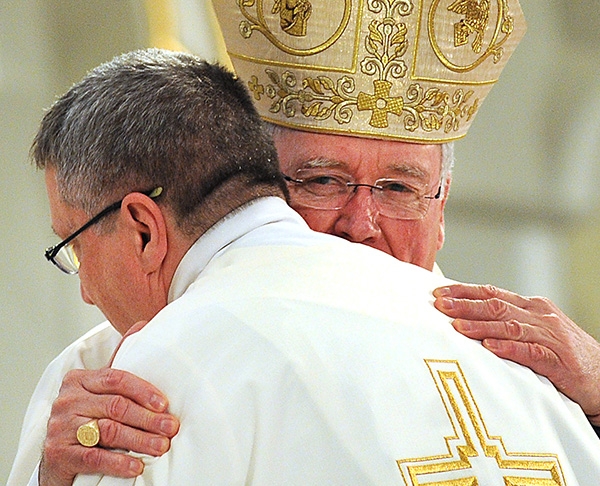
<box><xmin>213</xmin><ymin>0</ymin><xmax>526</xmax><ymax>143</ymax></box>
<box><xmin>397</xmin><ymin>360</ymin><xmax>566</xmax><ymax>485</ymax></box>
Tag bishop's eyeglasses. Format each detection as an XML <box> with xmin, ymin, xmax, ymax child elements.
<box><xmin>45</xmin><ymin>187</ymin><xmax>163</xmax><ymax>275</ymax></box>
<box><xmin>283</xmin><ymin>169</ymin><xmax>441</xmax><ymax>220</ymax></box>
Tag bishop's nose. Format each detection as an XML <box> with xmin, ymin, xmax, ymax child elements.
<box><xmin>332</xmin><ymin>186</ymin><xmax>382</xmax><ymax>244</ymax></box>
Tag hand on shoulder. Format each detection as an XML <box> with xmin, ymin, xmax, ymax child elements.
<box><xmin>433</xmin><ymin>283</ymin><xmax>600</xmax><ymax>424</ymax></box>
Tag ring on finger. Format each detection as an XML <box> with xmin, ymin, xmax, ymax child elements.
<box><xmin>77</xmin><ymin>419</ymin><xmax>100</xmax><ymax>447</ymax></box>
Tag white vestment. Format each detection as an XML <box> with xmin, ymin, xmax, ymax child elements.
<box><xmin>9</xmin><ymin>213</ymin><xmax>449</xmax><ymax>486</ymax></box>
<box><xmin>10</xmin><ymin>198</ymin><xmax>600</xmax><ymax>485</ymax></box>
<box><xmin>8</xmin><ymin>322</ymin><xmax>120</xmax><ymax>486</ymax></box>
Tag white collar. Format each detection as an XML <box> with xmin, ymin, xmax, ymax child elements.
<box><xmin>167</xmin><ymin>196</ymin><xmax>446</xmax><ymax>302</ymax></box>
<box><xmin>167</xmin><ymin>197</ymin><xmax>305</xmax><ymax>303</ymax></box>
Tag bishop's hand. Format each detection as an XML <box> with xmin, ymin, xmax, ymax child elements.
<box><xmin>433</xmin><ymin>283</ymin><xmax>600</xmax><ymax>426</ymax></box>
<box><xmin>39</xmin><ymin>322</ymin><xmax>179</xmax><ymax>486</ymax></box>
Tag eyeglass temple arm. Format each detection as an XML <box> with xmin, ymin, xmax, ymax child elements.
<box><xmin>45</xmin><ymin>187</ymin><xmax>163</xmax><ymax>260</ymax></box>
<box><xmin>424</xmin><ymin>184</ymin><xmax>442</xmax><ymax>200</ymax></box>
<box><xmin>282</xmin><ymin>173</ymin><xmax>302</xmax><ymax>184</ymax></box>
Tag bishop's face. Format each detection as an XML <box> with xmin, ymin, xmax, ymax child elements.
<box><xmin>274</xmin><ymin>130</ymin><xmax>447</xmax><ymax>271</ymax></box>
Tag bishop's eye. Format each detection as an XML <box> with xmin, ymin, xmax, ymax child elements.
<box><xmin>378</xmin><ymin>180</ymin><xmax>419</xmax><ymax>195</ymax></box>
<box><xmin>305</xmin><ymin>175</ymin><xmax>345</xmax><ymax>186</ymax></box>
<box><xmin>297</xmin><ymin>172</ymin><xmax>350</xmax><ymax>196</ymax></box>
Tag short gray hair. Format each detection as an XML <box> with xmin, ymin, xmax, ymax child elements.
<box><xmin>33</xmin><ymin>49</ymin><xmax>284</xmax><ymax>235</ymax></box>
<box><xmin>440</xmin><ymin>142</ymin><xmax>454</xmax><ymax>199</ymax></box>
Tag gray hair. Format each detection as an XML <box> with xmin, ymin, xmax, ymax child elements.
<box><xmin>33</xmin><ymin>49</ymin><xmax>285</xmax><ymax>235</ymax></box>
<box><xmin>440</xmin><ymin>142</ymin><xmax>454</xmax><ymax>199</ymax></box>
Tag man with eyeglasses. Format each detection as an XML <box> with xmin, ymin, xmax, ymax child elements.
<box><xmin>17</xmin><ymin>44</ymin><xmax>600</xmax><ymax>486</ymax></box>
<box><xmin>275</xmin><ymin>128</ymin><xmax>451</xmax><ymax>271</ymax></box>
<box><xmin>10</xmin><ymin>2</ymin><xmax>600</xmax><ymax>485</ymax></box>
<box><xmin>44</xmin><ymin>188</ymin><xmax>165</xmax><ymax>275</ymax></box>
<box><xmin>270</xmin><ymin>126</ymin><xmax>600</xmax><ymax>435</ymax></box>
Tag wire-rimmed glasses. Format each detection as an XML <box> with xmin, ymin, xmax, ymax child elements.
<box><xmin>45</xmin><ymin>187</ymin><xmax>163</xmax><ymax>274</ymax></box>
<box><xmin>283</xmin><ymin>170</ymin><xmax>441</xmax><ymax>220</ymax></box>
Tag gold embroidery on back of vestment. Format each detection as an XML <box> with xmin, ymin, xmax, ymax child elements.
<box><xmin>396</xmin><ymin>360</ymin><xmax>566</xmax><ymax>485</ymax></box>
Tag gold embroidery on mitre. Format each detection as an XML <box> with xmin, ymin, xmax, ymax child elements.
<box><xmin>357</xmin><ymin>80</ymin><xmax>404</xmax><ymax>128</ymax></box>
<box><xmin>244</xmin><ymin>1</ymin><xmax>480</xmax><ymax>134</ymax></box>
<box><xmin>214</xmin><ymin>0</ymin><xmax>526</xmax><ymax>141</ymax></box>
<box><xmin>447</xmin><ymin>0</ymin><xmax>490</xmax><ymax>53</ymax></box>
<box><xmin>238</xmin><ymin>0</ymin><xmax>351</xmax><ymax>56</ymax></box>
<box><xmin>248</xmin><ymin>69</ymin><xmax>479</xmax><ymax>133</ymax></box>
<box><xmin>429</xmin><ymin>0</ymin><xmax>517</xmax><ymax>73</ymax></box>
<box><xmin>397</xmin><ymin>360</ymin><xmax>566</xmax><ymax>485</ymax></box>
<box><xmin>272</xmin><ymin>0</ymin><xmax>313</xmax><ymax>37</ymax></box>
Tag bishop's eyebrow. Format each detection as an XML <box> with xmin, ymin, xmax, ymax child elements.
<box><xmin>385</xmin><ymin>163</ymin><xmax>429</xmax><ymax>181</ymax></box>
<box><xmin>295</xmin><ymin>157</ymin><xmax>432</xmax><ymax>183</ymax></box>
<box><xmin>299</xmin><ymin>157</ymin><xmax>348</xmax><ymax>170</ymax></box>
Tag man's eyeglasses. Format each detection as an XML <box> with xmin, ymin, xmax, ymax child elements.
<box><xmin>45</xmin><ymin>187</ymin><xmax>163</xmax><ymax>275</ymax></box>
<box><xmin>283</xmin><ymin>170</ymin><xmax>441</xmax><ymax>221</ymax></box>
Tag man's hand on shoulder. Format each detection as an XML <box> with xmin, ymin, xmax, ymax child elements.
<box><xmin>433</xmin><ymin>283</ymin><xmax>600</xmax><ymax>425</ymax></box>
<box><xmin>39</xmin><ymin>364</ymin><xmax>179</xmax><ymax>485</ymax></box>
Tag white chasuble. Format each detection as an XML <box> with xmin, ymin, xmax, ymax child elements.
<box><xmin>62</xmin><ymin>200</ymin><xmax>600</xmax><ymax>485</ymax></box>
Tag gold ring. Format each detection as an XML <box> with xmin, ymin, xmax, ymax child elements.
<box><xmin>76</xmin><ymin>419</ymin><xmax>100</xmax><ymax>447</ymax></box>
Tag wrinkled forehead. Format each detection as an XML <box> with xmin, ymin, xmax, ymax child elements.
<box><xmin>274</xmin><ymin>129</ymin><xmax>443</xmax><ymax>183</ymax></box>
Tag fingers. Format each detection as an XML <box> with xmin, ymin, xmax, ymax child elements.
<box><xmin>71</xmin><ymin>367</ymin><xmax>168</xmax><ymax>413</ymax></box>
<box><xmin>53</xmin><ymin>369</ymin><xmax>179</xmax><ymax>453</ymax></box>
<box><xmin>476</xmin><ymin>337</ymin><xmax>593</xmax><ymax>413</ymax></box>
<box><xmin>54</xmin><ymin>369</ymin><xmax>179</xmax><ymax>443</ymax></box>
<box><xmin>446</xmin><ymin>308</ymin><xmax>565</xmax><ymax>366</ymax></box>
<box><xmin>449</xmin><ymin>318</ymin><xmax>562</xmax><ymax>377</ymax></box>
<box><xmin>434</xmin><ymin>283</ymin><xmax>528</xmax><ymax>307</ymax></box>
<box><xmin>451</xmin><ymin>318</ymin><xmax>531</xmax><ymax>342</ymax></box>
<box><xmin>96</xmin><ymin>417</ymin><xmax>173</xmax><ymax>455</ymax></box>
<box><xmin>433</xmin><ymin>283</ymin><xmax>560</xmax><ymax>325</ymax></box>
<box><xmin>77</xmin><ymin>448</ymin><xmax>144</xmax><ymax>477</ymax></box>
<box><xmin>433</xmin><ymin>283</ymin><xmax>545</xmax><ymax>320</ymax></box>
<box><xmin>437</xmin><ymin>284</ymin><xmax>600</xmax><ymax>418</ymax></box>
<box><xmin>434</xmin><ymin>294</ymin><xmax>527</xmax><ymax>325</ymax></box>
<box><xmin>40</xmin><ymin>368</ymin><xmax>180</xmax><ymax>484</ymax></box>
<box><xmin>41</xmin><ymin>413</ymin><xmax>146</xmax><ymax>485</ymax></box>
<box><xmin>61</xmin><ymin>371</ymin><xmax>176</xmax><ymax>435</ymax></box>
<box><xmin>450</xmin><ymin>319</ymin><xmax>570</xmax><ymax>397</ymax></box>
<box><xmin>40</xmin><ymin>439</ymin><xmax>145</xmax><ymax>486</ymax></box>
<box><xmin>480</xmin><ymin>338</ymin><xmax>561</xmax><ymax>379</ymax></box>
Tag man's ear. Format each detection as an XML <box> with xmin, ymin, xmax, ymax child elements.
<box><xmin>119</xmin><ymin>192</ymin><xmax>168</xmax><ymax>274</ymax></box>
<box><xmin>437</xmin><ymin>211</ymin><xmax>446</xmax><ymax>251</ymax></box>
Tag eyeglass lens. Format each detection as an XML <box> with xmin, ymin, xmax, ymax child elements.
<box><xmin>285</xmin><ymin>170</ymin><xmax>437</xmax><ymax>220</ymax></box>
<box><xmin>53</xmin><ymin>243</ymin><xmax>80</xmax><ymax>274</ymax></box>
